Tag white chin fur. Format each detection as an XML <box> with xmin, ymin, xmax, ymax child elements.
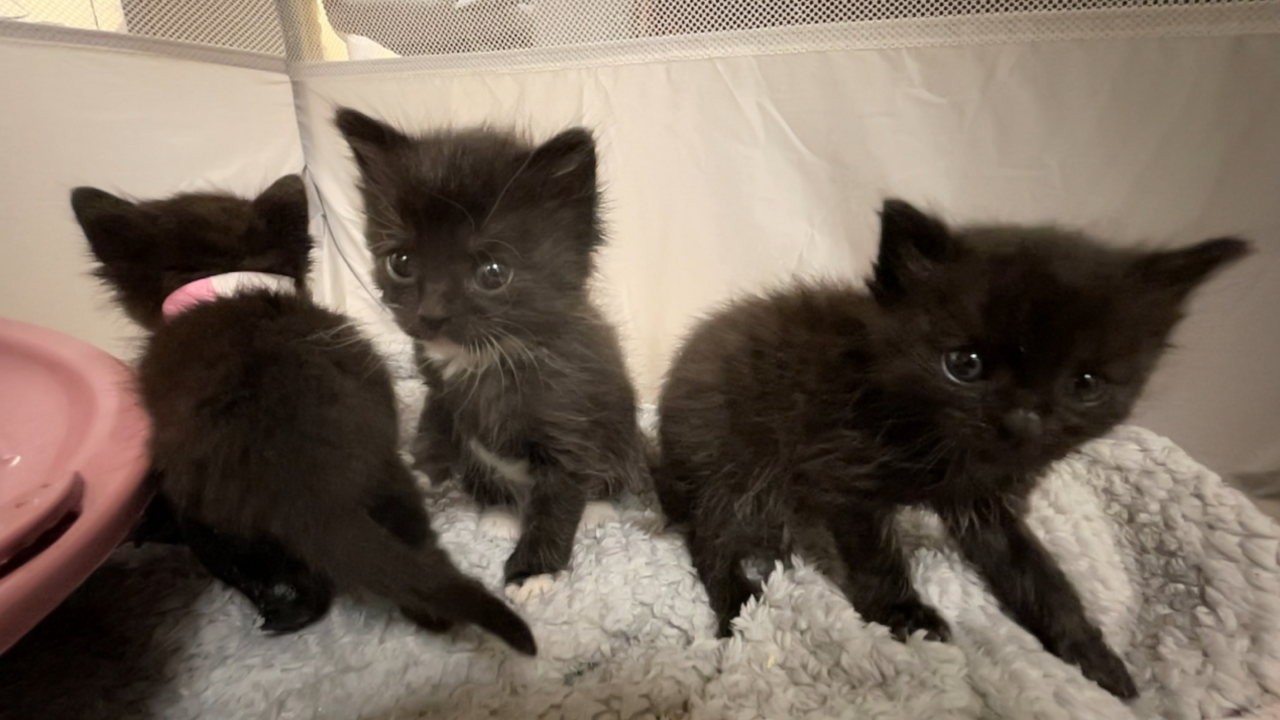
<box><xmin>420</xmin><ymin>338</ymin><xmax>473</xmax><ymax>381</ymax></box>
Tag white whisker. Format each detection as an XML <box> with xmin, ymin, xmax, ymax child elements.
<box><xmin>482</xmin><ymin>152</ymin><xmax>536</xmax><ymax>229</ymax></box>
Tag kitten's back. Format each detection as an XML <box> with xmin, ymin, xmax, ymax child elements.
<box><xmin>70</xmin><ymin>177</ymin><xmax>537</xmax><ymax>655</ymax></box>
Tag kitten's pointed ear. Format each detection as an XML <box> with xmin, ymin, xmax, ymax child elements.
<box><xmin>871</xmin><ymin>199</ymin><xmax>954</xmax><ymax>302</ymax></box>
<box><xmin>335</xmin><ymin>107</ymin><xmax>410</xmax><ymax>179</ymax></box>
<box><xmin>252</xmin><ymin>174</ymin><xmax>310</xmax><ymax>241</ymax></box>
<box><xmin>525</xmin><ymin>128</ymin><xmax>597</xmax><ymax>201</ymax></box>
<box><xmin>70</xmin><ymin>187</ymin><xmax>149</xmax><ymax>263</ymax></box>
<box><xmin>1131</xmin><ymin>237</ymin><xmax>1251</xmax><ymax>298</ymax></box>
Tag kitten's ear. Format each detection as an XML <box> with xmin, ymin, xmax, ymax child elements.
<box><xmin>871</xmin><ymin>199</ymin><xmax>955</xmax><ymax>302</ymax></box>
<box><xmin>335</xmin><ymin>107</ymin><xmax>410</xmax><ymax>180</ymax></box>
<box><xmin>1131</xmin><ymin>237</ymin><xmax>1251</xmax><ymax>299</ymax></box>
<box><xmin>70</xmin><ymin>187</ymin><xmax>150</xmax><ymax>264</ymax></box>
<box><xmin>525</xmin><ymin>128</ymin><xmax>597</xmax><ymax>202</ymax></box>
<box><xmin>252</xmin><ymin>174</ymin><xmax>310</xmax><ymax>241</ymax></box>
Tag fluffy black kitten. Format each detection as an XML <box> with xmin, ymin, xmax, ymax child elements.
<box><xmin>70</xmin><ymin>175</ymin><xmax>536</xmax><ymax>654</ymax></box>
<box><xmin>656</xmin><ymin>199</ymin><xmax>1250</xmax><ymax>699</ymax></box>
<box><xmin>336</xmin><ymin>108</ymin><xmax>647</xmax><ymax>591</ymax></box>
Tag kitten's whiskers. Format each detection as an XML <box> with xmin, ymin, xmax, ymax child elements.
<box><xmin>481</xmin><ymin>152</ymin><xmax>537</xmax><ymax>229</ymax></box>
<box><xmin>426</xmin><ymin>192</ymin><xmax>477</xmax><ymax>232</ymax></box>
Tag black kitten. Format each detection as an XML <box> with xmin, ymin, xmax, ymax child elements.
<box><xmin>336</xmin><ymin>108</ymin><xmax>647</xmax><ymax>593</ymax></box>
<box><xmin>656</xmin><ymin>199</ymin><xmax>1250</xmax><ymax>699</ymax></box>
<box><xmin>70</xmin><ymin>175</ymin><xmax>536</xmax><ymax>654</ymax></box>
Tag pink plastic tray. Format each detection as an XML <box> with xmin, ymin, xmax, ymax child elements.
<box><xmin>0</xmin><ymin>316</ymin><xmax>151</xmax><ymax>654</ymax></box>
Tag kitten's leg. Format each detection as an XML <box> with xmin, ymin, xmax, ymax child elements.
<box><xmin>368</xmin><ymin>457</ymin><xmax>432</xmax><ymax>548</ymax></box>
<box><xmin>503</xmin><ymin>473</ymin><xmax>586</xmax><ymax>593</ymax></box>
<box><xmin>456</xmin><ymin>452</ymin><xmax>524</xmax><ymax>539</ymax></box>
<box><xmin>944</xmin><ymin>500</ymin><xmax>1138</xmax><ymax>700</ymax></box>
<box><xmin>412</xmin><ymin>393</ymin><xmax>459</xmax><ymax>483</ymax></box>
<box><xmin>826</xmin><ymin>506</ymin><xmax>949</xmax><ymax>642</ymax></box>
<box><xmin>688</xmin><ymin>526</ymin><xmax>761</xmax><ymax>638</ymax></box>
<box><xmin>177</xmin><ymin>515</ymin><xmax>333</xmax><ymax>634</ymax></box>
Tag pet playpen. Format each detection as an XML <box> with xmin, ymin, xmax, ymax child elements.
<box><xmin>1</xmin><ymin>1</ymin><xmax>1278</xmax><ymax>718</ymax></box>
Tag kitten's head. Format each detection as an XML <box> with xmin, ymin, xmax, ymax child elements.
<box><xmin>335</xmin><ymin>108</ymin><xmax>602</xmax><ymax>356</ymax></box>
<box><xmin>868</xmin><ymin>199</ymin><xmax>1249</xmax><ymax>475</ymax></box>
<box><xmin>70</xmin><ymin>175</ymin><xmax>311</xmax><ymax>330</ymax></box>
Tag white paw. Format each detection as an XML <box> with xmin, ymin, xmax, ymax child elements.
<box><xmin>504</xmin><ymin>574</ymin><xmax>557</xmax><ymax>603</ymax></box>
<box><xmin>579</xmin><ymin>501</ymin><xmax>619</xmax><ymax>531</ymax></box>
<box><xmin>478</xmin><ymin>508</ymin><xmax>522</xmax><ymax>540</ymax></box>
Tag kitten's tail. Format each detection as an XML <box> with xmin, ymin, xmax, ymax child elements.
<box><xmin>298</xmin><ymin>514</ymin><xmax>537</xmax><ymax>656</ymax></box>
<box><xmin>643</xmin><ymin>432</ymin><xmax>693</xmax><ymax>528</ymax></box>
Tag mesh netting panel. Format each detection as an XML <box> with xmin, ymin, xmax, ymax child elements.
<box><xmin>4</xmin><ymin>0</ymin><xmax>285</xmax><ymax>55</ymax></box>
<box><xmin>118</xmin><ymin>0</ymin><xmax>285</xmax><ymax>55</ymax></box>
<box><xmin>304</xmin><ymin>0</ymin><xmax>1270</xmax><ymax>62</ymax></box>
<box><xmin>637</xmin><ymin>0</ymin><xmax>1253</xmax><ymax>35</ymax></box>
<box><xmin>0</xmin><ymin>0</ymin><xmax>121</xmax><ymax>31</ymax></box>
<box><xmin>321</xmin><ymin>0</ymin><xmax>540</xmax><ymax>56</ymax></box>
<box><xmin>3</xmin><ymin>0</ymin><xmax>1275</xmax><ymax>61</ymax></box>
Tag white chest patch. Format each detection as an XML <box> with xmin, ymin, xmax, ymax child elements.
<box><xmin>468</xmin><ymin>438</ymin><xmax>533</xmax><ymax>487</ymax></box>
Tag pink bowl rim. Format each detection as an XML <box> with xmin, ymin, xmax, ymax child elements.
<box><xmin>0</xmin><ymin>316</ymin><xmax>152</xmax><ymax>655</ymax></box>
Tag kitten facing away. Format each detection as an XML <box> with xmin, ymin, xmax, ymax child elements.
<box><xmin>335</xmin><ymin>108</ymin><xmax>648</xmax><ymax>593</ymax></box>
<box><xmin>656</xmin><ymin>199</ymin><xmax>1250</xmax><ymax>699</ymax></box>
<box><xmin>70</xmin><ymin>175</ymin><xmax>536</xmax><ymax>655</ymax></box>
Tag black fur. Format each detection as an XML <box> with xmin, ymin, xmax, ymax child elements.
<box><xmin>70</xmin><ymin>176</ymin><xmax>536</xmax><ymax>654</ymax></box>
<box><xmin>336</xmin><ymin>108</ymin><xmax>647</xmax><ymax>587</ymax></box>
<box><xmin>655</xmin><ymin>198</ymin><xmax>1250</xmax><ymax>700</ymax></box>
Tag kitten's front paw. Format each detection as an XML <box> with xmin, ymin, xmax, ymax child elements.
<box><xmin>503</xmin><ymin>536</ymin><xmax>571</xmax><ymax>587</ymax></box>
<box><xmin>255</xmin><ymin>580</ymin><xmax>332</xmax><ymax>634</ymax></box>
<box><xmin>411</xmin><ymin>443</ymin><xmax>455</xmax><ymax>485</ymax></box>
<box><xmin>879</xmin><ymin>601</ymin><xmax>950</xmax><ymax>643</ymax></box>
<box><xmin>1060</xmin><ymin>635</ymin><xmax>1138</xmax><ymax>700</ymax></box>
<box><xmin>578</xmin><ymin>501</ymin><xmax>619</xmax><ymax>531</ymax></box>
<box><xmin>479</xmin><ymin>508</ymin><xmax>522</xmax><ymax>540</ymax></box>
<box><xmin>504</xmin><ymin>573</ymin><xmax>559</xmax><ymax>604</ymax></box>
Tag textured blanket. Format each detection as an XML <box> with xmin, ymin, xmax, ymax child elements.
<box><xmin>2</xmin><ymin>396</ymin><xmax>1278</xmax><ymax>719</ymax></box>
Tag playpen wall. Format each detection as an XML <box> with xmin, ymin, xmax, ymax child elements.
<box><xmin>1</xmin><ymin>3</ymin><xmax>1277</xmax><ymax>481</ymax></box>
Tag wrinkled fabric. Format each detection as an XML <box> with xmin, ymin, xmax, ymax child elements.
<box><xmin>1</xmin><ymin>389</ymin><xmax>1277</xmax><ymax>720</ymax></box>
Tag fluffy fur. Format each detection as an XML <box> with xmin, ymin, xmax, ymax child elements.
<box><xmin>655</xmin><ymin>198</ymin><xmax>1250</xmax><ymax>699</ymax></box>
<box><xmin>70</xmin><ymin>175</ymin><xmax>535</xmax><ymax>655</ymax></box>
<box><xmin>335</xmin><ymin>108</ymin><xmax>647</xmax><ymax>589</ymax></box>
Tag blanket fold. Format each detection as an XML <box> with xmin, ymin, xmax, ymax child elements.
<box><xmin>0</xmin><ymin>417</ymin><xmax>1276</xmax><ymax>720</ymax></box>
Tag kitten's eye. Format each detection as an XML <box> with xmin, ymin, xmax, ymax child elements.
<box><xmin>475</xmin><ymin>261</ymin><xmax>512</xmax><ymax>292</ymax></box>
<box><xmin>385</xmin><ymin>252</ymin><xmax>414</xmax><ymax>282</ymax></box>
<box><xmin>942</xmin><ymin>349</ymin><xmax>984</xmax><ymax>384</ymax></box>
<box><xmin>1070</xmin><ymin>373</ymin><xmax>1108</xmax><ymax>405</ymax></box>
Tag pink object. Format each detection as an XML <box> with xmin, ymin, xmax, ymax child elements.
<box><xmin>161</xmin><ymin>276</ymin><xmax>220</xmax><ymax>318</ymax></box>
<box><xmin>161</xmin><ymin>271</ymin><xmax>296</xmax><ymax>319</ymax></box>
<box><xmin>0</xmin><ymin>316</ymin><xmax>152</xmax><ymax>655</ymax></box>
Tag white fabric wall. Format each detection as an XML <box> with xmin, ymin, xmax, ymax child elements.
<box><xmin>0</xmin><ymin>27</ymin><xmax>303</xmax><ymax>358</ymax></box>
<box><xmin>0</xmin><ymin>10</ymin><xmax>1276</xmax><ymax>480</ymax></box>
<box><xmin>298</xmin><ymin>30</ymin><xmax>1280</xmax><ymax>478</ymax></box>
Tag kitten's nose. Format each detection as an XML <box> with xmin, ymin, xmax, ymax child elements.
<box><xmin>418</xmin><ymin>314</ymin><xmax>450</xmax><ymax>336</ymax></box>
<box><xmin>1001</xmin><ymin>409</ymin><xmax>1043</xmax><ymax>440</ymax></box>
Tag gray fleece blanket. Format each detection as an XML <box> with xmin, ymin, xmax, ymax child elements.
<box><xmin>1</xmin><ymin>400</ymin><xmax>1278</xmax><ymax>719</ymax></box>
